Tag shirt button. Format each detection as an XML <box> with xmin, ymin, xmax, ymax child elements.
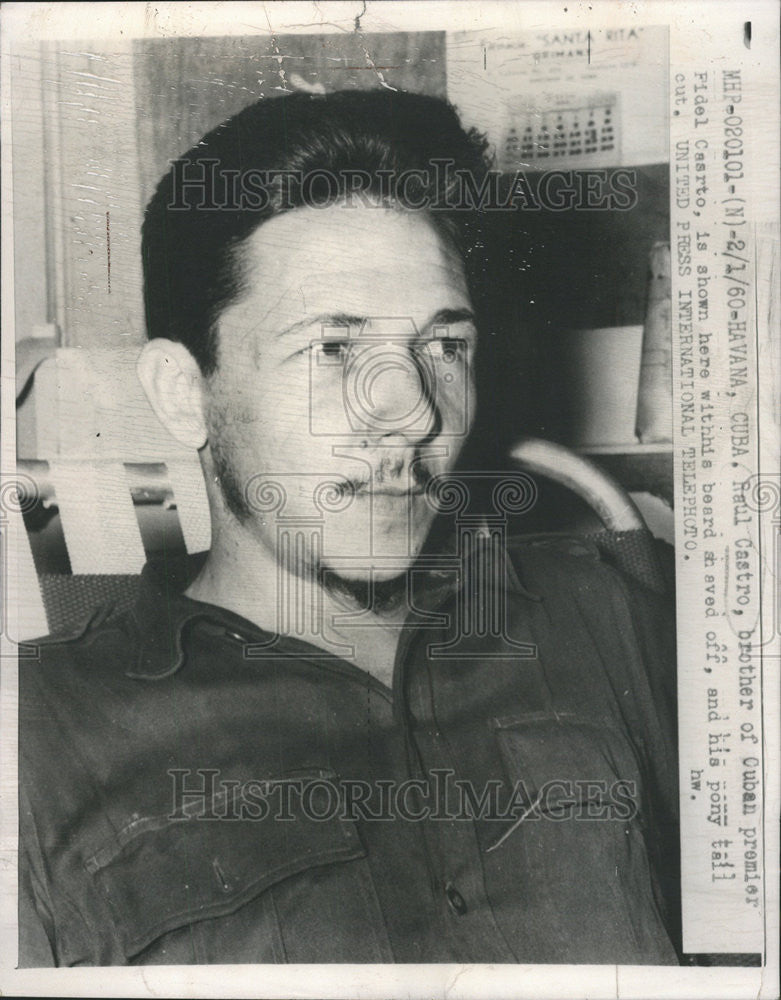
<box><xmin>445</xmin><ymin>882</ymin><xmax>468</xmax><ymax>916</ymax></box>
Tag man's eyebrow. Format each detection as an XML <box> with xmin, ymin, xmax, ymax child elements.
<box><xmin>425</xmin><ymin>308</ymin><xmax>477</xmax><ymax>333</ymax></box>
<box><xmin>276</xmin><ymin>313</ymin><xmax>365</xmax><ymax>340</ymax></box>
<box><xmin>276</xmin><ymin>307</ymin><xmax>477</xmax><ymax>340</ymax></box>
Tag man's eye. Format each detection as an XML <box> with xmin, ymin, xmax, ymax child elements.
<box><xmin>427</xmin><ymin>338</ymin><xmax>467</xmax><ymax>363</ymax></box>
<box><xmin>313</xmin><ymin>340</ymin><xmax>351</xmax><ymax>364</ymax></box>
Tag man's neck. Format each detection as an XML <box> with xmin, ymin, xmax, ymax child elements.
<box><xmin>185</xmin><ymin>529</ymin><xmax>408</xmax><ymax>689</ymax></box>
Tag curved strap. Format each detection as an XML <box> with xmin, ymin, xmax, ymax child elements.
<box><xmin>509</xmin><ymin>438</ymin><xmax>646</xmax><ymax>533</ymax></box>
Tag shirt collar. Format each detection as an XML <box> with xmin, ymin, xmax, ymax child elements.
<box><xmin>127</xmin><ymin>531</ymin><xmax>538</xmax><ymax>681</ymax></box>
<box><xmin>128</xmin><ymin>552</ymin><xmax>213</xmax><ymax>680</ymax></box>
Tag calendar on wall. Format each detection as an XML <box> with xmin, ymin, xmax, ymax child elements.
<box><xmin>499</xmin><ymin>91</ymin><xmax>620</xmax><ymax>170</ymax></box>
<box><xmin>447</xmin><ymin>26</ymin><xmax>668</xmax><ymax>169</ymax></box>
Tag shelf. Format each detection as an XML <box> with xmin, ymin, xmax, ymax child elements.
<box><xmin>576</xmin><ymin>442</ymin><xmax>673</xmax><ymax>456</ymax></box>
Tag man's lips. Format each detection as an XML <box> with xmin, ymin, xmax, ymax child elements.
<box><xmin>352</xmin><ymin>484</ymin><xmax>424</xmax><ymax>497</ymax></box>
<box><xmin>337</xmin><ymin>462</ymin><xmax>432</xmax><ymax>498</ymax></box>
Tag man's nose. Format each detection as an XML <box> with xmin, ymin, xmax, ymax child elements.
<box><xmin>346</xmin><ymin>343</ymin><xmax>437</xmax><ymax>440</ymax></box>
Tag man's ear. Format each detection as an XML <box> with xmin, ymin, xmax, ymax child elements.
<box><xmin>136</xmin><ymin>339</ymin><xmax>208</xmax><ymax>450</ymax></box>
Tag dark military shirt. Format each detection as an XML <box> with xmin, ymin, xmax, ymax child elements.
<box><xmin>19</xmin><ymin>537</ymin><xmax>680</xmax><ymax>965</ymax></box>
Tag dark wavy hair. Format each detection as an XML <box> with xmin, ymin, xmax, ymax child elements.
<box><xmin>142</xmin><ymin>89</ymin><xmax>491</xmax><ymax>374</ymax></box>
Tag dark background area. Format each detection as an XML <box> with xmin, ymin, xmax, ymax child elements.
<box><xmin>468</xmin><ymin>164</ymin><xmax>669</xmax><ymax>461</ymax></box>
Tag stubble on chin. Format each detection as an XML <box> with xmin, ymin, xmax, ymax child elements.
<box><xmin>317</xmin><ymin>562</ymin><xmax>409</xmax><ymax>615</ymax></box>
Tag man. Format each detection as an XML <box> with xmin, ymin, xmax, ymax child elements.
<box><xmin>19</xmin><ymin>90</ymin><xmax>680</xmax><ymax>965</ymax></box>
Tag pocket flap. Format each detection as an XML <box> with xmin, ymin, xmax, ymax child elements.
<box><xmin>491</xmin><ymin>714</ymin><xmax>643</xmax><ymax>815</ymax></box>
<box><xmin>84</xmin><ymin>769</ymin><xmax>365</xmax><ymax>957</ymax></box>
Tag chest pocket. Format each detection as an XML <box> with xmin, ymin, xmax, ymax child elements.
<box><xmin>83</xmin><ymin>768</ymin><xmax>393</xmax><ymax>964</ymax></box>
<box><xmin>488</xmin><ymin>713</ymin><xmax>676</xmax><ymax>964</ymax></box>
<box><xmin>492</xmin><ymin>712</ymin><xmax>644</xmax><ymax>818</ymax></box>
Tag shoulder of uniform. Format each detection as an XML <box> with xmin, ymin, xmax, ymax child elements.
<box><xmin>503</xmin><ymin>531</ymin><xmax>632</xmax><ymax>602</ymax></box>
<box><xmin>505</xmin><ymin>530</ymin><xmax>671</xmax><ymax>610</ymax></box>
<box><xmin>505</xmin><ymin>532</ymin><xmax>603</xmax><ymax>563</ymax></box>
<box><xmin>31</xmin><ymin>604</ymin><xmax>126</xmax><ymax>647</ymax></box>
<box><xmin>20</xmin><ymin>605</ymin><xmax>137</xmax><ymax>685</ymax></box>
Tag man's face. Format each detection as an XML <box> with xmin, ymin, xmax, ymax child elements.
<box><xmin>204</xmin><ymin>203</ymin><xmax>476</xmax><ymax>584</ymax></box>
